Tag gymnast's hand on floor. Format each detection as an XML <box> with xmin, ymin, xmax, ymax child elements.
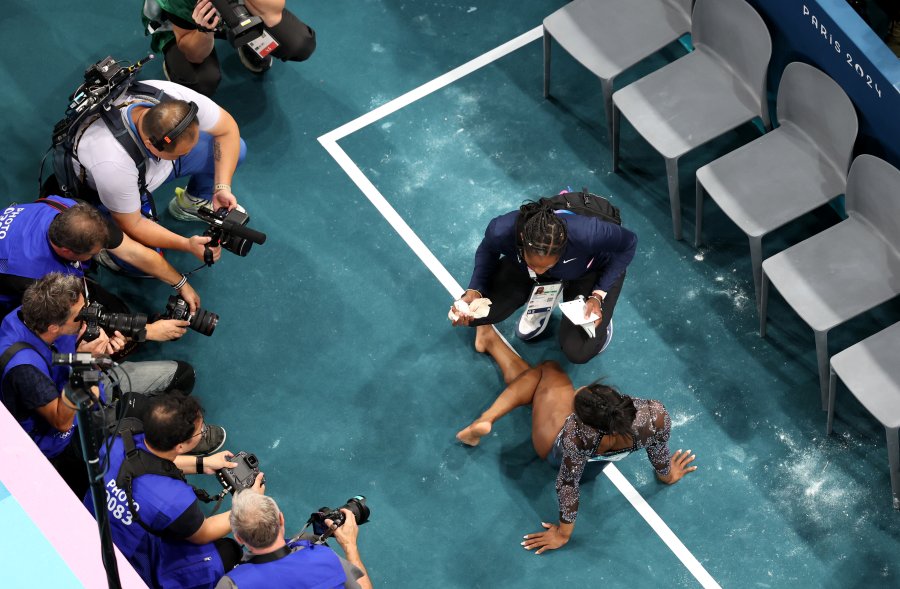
<box><xmin>658</xmin><ymin>449</ymin><xmax>698</xmax><ymax>484</ymax></box>
<box><xmin>521</xmin><ymin>521</ymin><xmax>571</xmax><ymax>555</ymax></box>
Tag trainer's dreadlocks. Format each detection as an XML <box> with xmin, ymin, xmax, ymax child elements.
<box><xmin>518</xmin><ymin>201</ymin><xmax>567</xmax><ymax>257</ymax></box>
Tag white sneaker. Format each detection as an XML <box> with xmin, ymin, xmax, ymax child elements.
<box><xmin>516</xmin><ymin>308</ymin><xmax>553</xmax><ymax>341</ymax></box>
<box><xmin>598</xmin><ymin>320</ymin><xmax>614</xmax><ymax>354</ymax></box>
<box><xmin>168</xmin><ymin>187</ymin><xmax>211</xmax><ymax>222</ymax></box>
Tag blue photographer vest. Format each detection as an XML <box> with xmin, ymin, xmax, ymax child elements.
<box><xmin>0</xmin><ymin>309</ymin><xmax>78</xmax><ymax>458</ymax></box>
<box><xmin>226</xmin><ymin>540</ymin><xmax>347</xmax><ymax>589</ymax></box>
<box><xmin>0</xmin><ymin>196</ymin><xmax>87</xmax><ymax>309</ymax></box>
<box><xmin>86</xmin><ymin>433</ymin><xmax>225</xmax><ymax>589</ymax></box>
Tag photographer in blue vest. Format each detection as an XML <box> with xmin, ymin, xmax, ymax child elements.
<box><xmin>216</xmin><ymin>492</ymin><xmax>371</xmax><ymax>589</ymax></box>
<box><xmin>0</xmin><ymin>196</ymin><xmax>199</xmax><ymax>341</ymax></box>
<box><xmin>0</xmin><ymin>274</ymin><xmax>216</xmax><ymax>498</ymax></box>
<box><xmin>89</xmin><ymin>393</ymin><xmax>258</xmax><ymax>589</ymax></box>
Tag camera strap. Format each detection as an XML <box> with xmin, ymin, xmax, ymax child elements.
<box><xmin>245</xmin><ymin>544</ymin><xmax>294</xmax><ymax>565</ymax></box>
<box><xmin>0</xmin><ymin>342</ymin><xmax>40</xmax><ymax>375</ymax></box>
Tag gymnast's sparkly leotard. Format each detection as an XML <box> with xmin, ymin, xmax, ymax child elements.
<box><xmin>554</xmin><ymin>397</ymin><xmax>671</xmax><ymax>523</ymax></box>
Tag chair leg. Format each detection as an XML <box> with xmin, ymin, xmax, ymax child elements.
<box><xmin>760</xmin><ymin>102</ymin><xmax>772</xmax><ymax>132</ymax></box>
<box><xmin>611</xmin><ymin>103</ymin><xmax>621</xmax><ymax>173</ymax></box>
<box><xmin>759</xmin><ymin>270</ymin><xmax>769</xmax><ymax>337</ymax></box>
<box><xmin>814</xmin><ymin>329</ymin><xmax>830</xmax><ymax>410</ymax></box>
<box><xmin>749</xmin><ymin>235</ymin><xmax>763</xmax><ymax>311</ymax></box>
<box><xmin>543</xmin><ymin>28</ymin><xmax>551</xmax><ymax>99</ymax></box>
<box><xmin>665</xmin><ymin>157</ymin><xmax>682</xmax><ymax>240</ymax></box>
<box><xmin>694</xmin><ymin>180</ymin><xmax>704</xmax><ymax>248</ymax></box>
<box><xmin>601</xmin><ymin>78</ymin><xmax>614</xmax><ymax>148</ymax></box>
<box><xmin>885</xmin><ymin>427</ymin><xmax>900</xmax><ymax>510</ymax></box>
<box><xmin>826</xmin><ymin>366</ymin><xmax>837</xmax><ymax>435</ymax></box>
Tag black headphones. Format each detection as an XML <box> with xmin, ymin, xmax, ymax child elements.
<box><xmin>148</xmin><ymin>101</ymin><xmax>199</xmax><ymax>151</ymax></box>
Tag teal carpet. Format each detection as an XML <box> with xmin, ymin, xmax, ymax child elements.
<box><xmin>2</xmin><ymin>1</ymin><xmax>899</xmax><ymax>587</ymax></box>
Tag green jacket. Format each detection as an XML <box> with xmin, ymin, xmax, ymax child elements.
<box><xmin>141</xmin><ymin>0</ymin><xmax>195</xmax><ymax>53</ymax></box>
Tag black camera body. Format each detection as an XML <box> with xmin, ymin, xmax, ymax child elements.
<box><xmin>217</xmin><ymin>452</ymin><xmax>262</xmax><ymax>493</ymax></box>
<box><xmin>207</xmin><ymin>0</ymin><xmax>279</xmax><ymax>57</ymax></box>
<box><xmin>309</xmin><ymin>496</ymin><xmax>370</xmax><ymax>536</ymax></box>
<box><xmin>162</xmin><ymin>295</ymin><xmax>218</xmax><ymax>336</ymax></box>
<box><xmin>196</xmin><ymin>206</ymin><xmax>266</xmax><ymax>266</ymax></box>
<box><xmin>79</xmin><ymin>301</ymin><xmax>147</xmax><ymax>343</ymax></box>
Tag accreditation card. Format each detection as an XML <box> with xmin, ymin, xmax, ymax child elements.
<box><xmin>523</xmin><ymin>282</ymin><xmax>563</xmax><ymax>318</ymax></box>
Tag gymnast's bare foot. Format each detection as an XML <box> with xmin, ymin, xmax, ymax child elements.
<box><xmin>474</xmin><ymin>324</ymin><xmax>495</xmax><ymax>354</ymax></box>
<box><xmin>456</xmin><ymin>421</ymin><xmax>492</xmax><ymax>446</ymax></box>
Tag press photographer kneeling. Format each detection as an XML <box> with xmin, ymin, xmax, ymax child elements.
<box><xmin>217</xmin><ymin>492</ymin><xmax>372</xmax><ymax>589</ymax></box>
<box><xmin>89</xmin><ymin>393</ymin><xmax>264</xmax><ymax>589</ymax></box>
<box><xmin>0</xmin><ymin>273</ymin><xmax>201</xmax><ymax>498</ymax></box>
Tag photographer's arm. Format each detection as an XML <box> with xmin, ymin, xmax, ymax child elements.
<box><xmin>110</xmin><ymin>210</ymin><xmax>219</xmax><ymax>264</ymax></box>
<box><xmin>171</xmin><ymin>2</ymin><xmax>219</xmax><ymax>64</ymax></box>
<box><xmin>243</xmin><ymin>0</ymin><xmax>285</xmax><ymax>27</ymax></box>
<box><xmin>329</xmin><ymin>509</ymin><xmax>373</xmax><ymax>589</ymax></box>
<box><xmin>186</xmin><ymin>511</ymin><xmax>232</xmax><ymax>544</ymax></box>
<box><xmin>36</xmin><ymin>397</ymin><xmax>76</xmax><ymax>431</ymax></box>
<box><xmin>9</xmin><ymin>366</ymin><xmax>77</xmax><ymax>432</ymax></box>
<box><xmin>107</xmin><ymin>233</ymin><xmax>200</xmax><ymax>310</ymax></box>
<box><xmin>207</xmin><ymin>109</ymin><xmax>242</xmax><ymax>211</ymax></box>
<box><xmin>145</xmin><ymin>320</ymin><xmax>189</xmax><ymax>342</ymax></box>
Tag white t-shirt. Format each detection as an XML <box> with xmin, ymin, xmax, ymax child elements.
<box><xmin>73</xmin><ymin>80</ymin><xmax>221</xmax><ymax>214</ymax></box>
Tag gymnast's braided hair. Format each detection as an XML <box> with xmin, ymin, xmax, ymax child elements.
<box><xmin>517</xmin><ymin>200</ymin><xmax>568</xmax><ymax>257</ymax></box>
<box><xmin>574</xmin><ymin>383</ymin><xmax>637</xmax><ymax>436</ymax></box>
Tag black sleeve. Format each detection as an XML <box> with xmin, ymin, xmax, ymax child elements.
<box><xmin>104</xmin><ymin>217</ymin><xmax>124</xmax><ymax>249</ymax></box>
<box><xmin>163</xmin><ymin>500</ymin><xmax>206</xmax><ymax>539</ymax></box>
<box><xmin>2</xmin><ymin>365</ymin><xmax>61</xmax><ymax>420</ymax></box>
<box><xmin>165</xmin><ymin>9</ymin><xmax>199</xmax><ymax>30</ymax></box>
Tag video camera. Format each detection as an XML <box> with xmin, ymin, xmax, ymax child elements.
<box><xmin>196</xmin><ymin>205</ymin><xmax>267</xmax><ymax>265</ymax></box>
<box><xmin>161</xmin><ymin>295</ymin><xmax>218</xmax><ymax>336</ymax></box>
<box><xmin>79</xmin><ymin>301</ymin><xmax>147</xmax><ymax>343</ymax></box>
<box><xmin>308</xmin><ymin>496</ymin><xmax>370</xmax><ymax>536</ymax></box>
<box><xmin>208</xmin><ymin>0</ymin><xmax>279</xmax><ymax>58</ymax></box>
<box><xmin>216</xmin><ymin>452</ymin><xmax>263</xmax><ymax>493</ymax></box>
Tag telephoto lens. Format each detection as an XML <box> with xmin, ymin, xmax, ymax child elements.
<box><xmin>162</xmin><ymin>295</ymin><xmax>218</xmax><ymax>336</ymax></box>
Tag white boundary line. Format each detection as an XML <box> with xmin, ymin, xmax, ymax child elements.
<box><xmin>318</xmin><ymin>26</ymin><xmax>720</xmax><ymax>589</ymax></box>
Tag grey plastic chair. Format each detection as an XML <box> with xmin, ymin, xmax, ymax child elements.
<box><xmin>826</xmin><ymin>321</ymin><xmax>900</xmax><ymax>510</ymax></box>
<box><xmin>543</xmin><ymin>0</ymin><xmax>693</xmax><ymax>147</ymax></box>
<box><xmin>760</xmin><ymin>155</ymin><xmax>900</xmax><ymax>409</ymax></box>
<box><xmin>611</xmin><ymin>0</ymin><xmax>772</xmax><ymax>240</ymax></box>
<box><xmin>695</xmin><ymin>62</ymin><xmax>858</xmax><ymax>309</ymax></box>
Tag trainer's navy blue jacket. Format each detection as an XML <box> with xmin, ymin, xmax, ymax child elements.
<box><xmin>467</xmin><ymin>211</ymin><xmax>638</xmax><ymax>295</ymax></box>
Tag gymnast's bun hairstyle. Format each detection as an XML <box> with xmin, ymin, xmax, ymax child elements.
<box><xmin>574</xmin><ymin>383</ymin><xmax>636</xmax><ymax>436</ymax></box>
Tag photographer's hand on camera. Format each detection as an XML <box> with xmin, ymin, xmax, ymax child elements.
<box><xmin>77</xmin><ymin>327</ymin><xmax>125</xmax><ymax>356</ymax></box>
<box><xmin>326</xmin><ymin>508</ymin><xmax>360</xmax><ymax>549</ymax></box>
<box><xmin>192</xmin><ymin>0</ymin><xmax>221</xmax><ymax>31</ymax></box>
<box><xmin>178</xmin><ymin>282</ymin><xmax>201</xmax><ymax>314</ymax></box>
<box><xmin>189</xmin><ymin>234</ymin><xmax>222</xmax><ymax>263</ymax></box>
<box><xmin>202</xmin><ymin>451</ymin><xmax>238</xmax><ymax>474</ymax></box>
<box><xmin>212</xmin><ymin>185</ymin><xmax>238</xmax><ymax>212</ymax></box>
<box><xmin>250</xmin><ymin>471</ymin><xmax>266</xmax><ymax>495</ymax></box>
<box><xmin>170</xmin><ymin>1</ymin><xmax>217</xmax><ymax>63</ymax></box>
<box><xmin>146</xmin><ymin>319</ymin><xmax>190</xmax><ymax>342</ymax></box>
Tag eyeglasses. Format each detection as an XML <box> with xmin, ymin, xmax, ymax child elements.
<box><xmin>189</xmin><ymin>422</ymin><xmax>208</xmax><ymax>440</ymax></box>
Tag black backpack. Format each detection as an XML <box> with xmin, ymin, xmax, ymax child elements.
<box><xmin>40</xmin><ymin>56</ymin><xmax>162</xmax><ymax>214</ymax></box>
<box><xmin>538</xmin><ymin>188</ymin><xmax>621</xmax><ymax>226</ymax></box>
